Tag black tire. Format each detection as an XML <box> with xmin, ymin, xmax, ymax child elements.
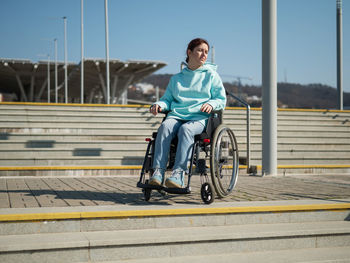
<box><xmin>210</xmin><ymin>125</ymin><xmax>239</xmax><ymax>198</ymax></box>
<box><xmin>143</xmin><ymin>180</ymin><xmax>152</xmax><ymax>201</ymax></box>
<box><xmin>200</xmin><ymin>182</ymin><xmax>214</xmax><ymax>204</ymax></box>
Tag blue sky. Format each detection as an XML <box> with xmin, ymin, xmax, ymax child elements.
<box><xmin>0</xmin><ymin>0</ymin><xmax>349</xmax><ymax>91</ymax></box>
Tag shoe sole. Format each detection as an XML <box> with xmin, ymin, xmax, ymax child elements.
<box><xmin>149</xmin><ymin>178</ymin><xmax>162</xmax><ymax>186</ymax></box>
<box><xmin>165</xmin><ymin>179</ymin><xmax>183</xmax><ymax>189</ymax></box>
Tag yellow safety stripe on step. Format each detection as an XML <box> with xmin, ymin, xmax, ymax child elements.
<box><xmin>1</xmin><ymin>203</ymin><xmax>349</xmax><ymax>222</ymax></box>
<box><xmin>1</xmin><ymin>164</ymin><xmax>348</xmax><ymax>171</ymax></box>
<box><xmin>0</xmin><ymin>165</ymin><xmax>249</xmax><ymax>171</ymax></box>
<box><xmin>278</xmin><ymin>164</ymin><xmax>350</xmax><ymax>169</ymax></box>
<box><xmin>2</xmin><ymin>102</ymin><xmax>350</xmax><ymax>113</ymax></box>
<box><xmin>253</xmin><ymin>164</ymin><xmax>350</xmax><ymax>170</ymax></box>
<box><xmin>225</xmin><ymin>106</ymin><xmax>350</xmax><ymax>113</ymax></box>
<box><xmin>0</xmin><ymin>166</ymin><xmax>143</xmax><ymax>171</ymax></box>
<box><xmin>0</xmin><ymin>102</ymin><xmax>150</xmax><ymax>108</ymax></box>
<box><xmin>277</xmin><ymin>107</ymin><xmax>350</xmax><ymax>113</ymax></box>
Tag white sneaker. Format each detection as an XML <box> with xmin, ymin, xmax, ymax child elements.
<box><xmin>149</xmin><ymin>168</ymin><xmax>164</xmax><ymax>186</ymax></box>
<box><xmin>165</xmin><ymin>168</ymin><xmax>185</xmax><ymax>188</ymax></box>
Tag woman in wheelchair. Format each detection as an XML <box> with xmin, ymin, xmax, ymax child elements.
<box><xmin>149</xmin><ymin>38</ymin><xmax>226</xmax><ymax>189</ymax></box>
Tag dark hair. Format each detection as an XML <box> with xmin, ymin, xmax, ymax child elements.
<box><xmin>186</xmin><ymin>38</ymin><xmax>210</xmax><ymax>63</ymax></box>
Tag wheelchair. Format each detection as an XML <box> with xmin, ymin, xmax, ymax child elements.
<box><xmin>136</xmin><ymin>110</ymin><xmax>239</xmax><ymax>204</ymax></box>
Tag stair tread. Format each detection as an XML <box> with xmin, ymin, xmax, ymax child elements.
<box><xmin>0</xmin><ymin>221</ymin><xmax>349</xmax><ymax>252</ymax></box>
<box><xmin>92</xmin><ymin>246</ymin><xmax>350</xmax><ymax>263</ymax></box>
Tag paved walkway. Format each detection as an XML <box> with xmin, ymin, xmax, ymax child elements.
<box><xmin>0</xmin><ymin>173</ymin><xmax>349</xmax><ymax>209</ymax></box>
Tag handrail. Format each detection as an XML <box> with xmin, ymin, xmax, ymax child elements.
<box><xmin>225</xmin><ymin>90</ymin><xmax>251</xmax><ymax>174</ymax></box>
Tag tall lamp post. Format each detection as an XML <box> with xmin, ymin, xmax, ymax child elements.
<box><xmin>104</xmin><ymin>0</ymin><xmax>110</xmax><ymax>104</ymax></box>
<box><xmin>63</xmin><ymin>16</ymin><xmax>68</xmax><ymax>103</ymax></box>
<box><xmin>47</xmin><ymin>54</ymin><xmax>50</xmax><ymax>103</ymax></box>
<box><xmin>81</xmin><ymin>0</ymin><xmax>84</xmax><ymax>104</ymax></box>
<box><xmin>54</xmin><ymin>38</ymin><xmax>58</xmax><ymax>103</ymax></box>
<box><xmin>337</xmin><ymin>0</ymin><xmax>343</xmax><ymax>110</ymax></box>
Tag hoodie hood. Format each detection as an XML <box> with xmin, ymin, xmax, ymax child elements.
<box><xmin>182</xmin><ymin>62</ymin><xmax>218</xmax><ymax>74</ymax></box>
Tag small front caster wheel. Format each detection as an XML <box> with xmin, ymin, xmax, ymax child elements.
<box><xmin>143</xmin><ymin>180</ymin><xmax>152</xmax><ymax>201</ymax></box>
<box><xmin>201</xmin><ymin>182</ymin><xmax>214</xmax><ymax>204</ymax></box>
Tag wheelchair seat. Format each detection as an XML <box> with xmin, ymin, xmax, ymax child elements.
<box><xmin>194</xmin><ymin>110</ymin><xmax>223</xmax><ymax>142</ymax></box>
<box><xmin>152</xmin><ymin>110</ymin><xmax>223</xmax><ymax>141</ymax></box>
<box><xmin>152</xmin><ymin>111</ymin><xmax>223</xmax><ymax>170</ymax></box>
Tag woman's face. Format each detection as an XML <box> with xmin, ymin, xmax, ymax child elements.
<box><xmin>187</xmin><ymin>43</ymin><xmax>209</xmax><ymax>67</ymax></box>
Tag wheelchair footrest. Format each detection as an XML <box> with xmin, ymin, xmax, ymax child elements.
<box><xmin>137</xmin><ymin>182</ymin><xmax>191</xmax><ymax>194</ymax></box>
<box><xmin>165</xmin><ymin>187</ymin><xmax>191</xmax><ymax>194</ymax></box>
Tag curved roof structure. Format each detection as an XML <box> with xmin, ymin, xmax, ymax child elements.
<box><xmin>0</xmin><ymin>58</ymin><xmax>166</xmax><ymax>103</ymax></box>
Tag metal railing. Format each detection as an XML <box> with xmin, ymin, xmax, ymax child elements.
<box><xmin>225</xmin><ymin>90</ymin><xmax>251</xmax><ymax>174</ymax></box>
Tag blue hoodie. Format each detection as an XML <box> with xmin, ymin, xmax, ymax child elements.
<box><xmin>154</xmin><ymin>62</ymin><xmax>226</xmax><ymax>125</ymax></box>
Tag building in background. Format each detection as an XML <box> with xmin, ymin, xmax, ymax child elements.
<box><xmin>0</xmin><ymin>58</ymin><xmax>166</xmax><ymax>104</ymax></box>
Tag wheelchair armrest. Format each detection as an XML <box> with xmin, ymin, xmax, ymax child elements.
<box><xmin>149</xmin><ymin>104</ymin><xmax>169</xmax><ymax>121</ymax></box>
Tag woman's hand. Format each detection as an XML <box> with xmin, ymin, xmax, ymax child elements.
<box><xmin>150</xmin><ymin>104</ymin><xmax>161</xmax><ymax>116</ymax></box>
<box><xmin>200</xmin><ymin>103</ymin><xmax>213</xmax><ymax>114</ymax></box>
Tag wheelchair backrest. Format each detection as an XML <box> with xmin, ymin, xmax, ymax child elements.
<box><xmin>205</xmin><ymin>110</ymin><xmax>223</xmax><ymax>138</ymax></box>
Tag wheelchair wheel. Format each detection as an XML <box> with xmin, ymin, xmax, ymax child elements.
<box><xmin>200</xmin><ymin>182</ymin><xmax>214</xmax><ymax>204</ymax></box>
<box><xmin>143</xmin><ymin>180</ymin><xmax>152</xmax><ymax>201</ymax></box>
<box><xmin>210</xmin><ymin>124</ymin><xmax>239</xmax><ymax>198</ymax></box>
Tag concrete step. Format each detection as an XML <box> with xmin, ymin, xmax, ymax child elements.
<box><xmin>0</xmin><ymin>127</ymin><xmax>160</xmax><ymax>136</ymax></box>
<box><xmin>2</xmin><ymin>129</ymin><xmax>350</xmax><ymax>141</ymax></box>
<box><xmin>2</xmin><ymin>133</ymin><xmax>350</xmax><ymax>144</ymax></box>
<box><xmin>86</xmin><ymin>247</ymin><xmax>350</xmax><ymax>263</ymax></box>
<box><xmin>1</xmin><ymin>152</ymin><xmax>349</xmax><ymax>167</ymax></box>
<box><xmin>2</xmin><ymin>123</ymin><xmax>350</xmax><ymax>134</ymax></box>
<box><xmin>1</xmin><ymin>200</ymin><xmax>349</xmax><ymax>235</ymax></box>
<box><xmin>0</xmin><ymin>106</ymin><xmax>348</xmax><ymax>125</ymax></box>
<box><xmin>1</xmin><ymin>105</ymin><xmax>349</xmax><ymax>129</ymax></box>
<box><xmin>249</xmin><ymin>150</ymin><xmax>350</xmax><ymax>158</ymax></box>
<box><xmin>2</xmin><ymin>104</ymin><xmax>349</xmax><ymax>116</ymax></box>
<box><xmin>0</xmin><ymin>156</ymin><xmax>143</xmax><ymax>166</ymax></box>
<box><xmin>1</xmin><ymin>120</ymin><xmax>349</xmax><ymax>132</ymax></box>
<box><xmin>0</xmin><ymin>132</ymin><xmax>158</xmax><ymax>141</ymax></box>
<box><xmin>2</xmin><ymin>141</ymin><xmax>350</xmax><ymax>151</ymax></box>
<box><xmin>0</xmin><ymin>141</ymin><xmax>148</xmax><ymax>151</ymax></box>
<box><xmin>0</xmin><ymin>221</ymin><xmax>349</xmax><ymax>262</ymax></box>
<box><xmin>1</xmin><ymin>114</ymin><xmax>349</xmax><ymax>127</ymax></box>
<box><xmin>0</xmin><ymin>200</ymin><xmax>349</xmax><ymax>262</ymax></box>
<box><xmin>2</xmin><ymin>134</ymin><xmax>350</xmax><ymax>146</ymax></box>
<box><xmin>1</xmin><ymin>150</ymin><xmax>146</xmax><ymax>158</ymax></box>
<box><xmin>1</xmin><ymin>148</ymin><xmax>349</xmax><ymax>160</ymax></box>
<box><xmin>1</xmin><ymin>143</ymin><xmax>349</xmax><ymax>167</ymax></box>
<box><xmin>262</xmin><ymin>158</ymin><xmax>350</xmax><ymax>165</ymax></box>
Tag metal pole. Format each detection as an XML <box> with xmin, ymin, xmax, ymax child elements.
<box><xmin>104</xmin><ymin>0</ymin><xmax>110</xmax><ymax>104</ymax></box>
<box><xmin>262</xmin><ymin>0</ymin><xmax>277</xmax><ymax>176</ymax></box>
<box><xmin>337</xmin><ymin>0</ymin><xmax>343</xmax><ymax>110</ymax></box>
<box><xmin>211</xmin><ymin>45</ymin><xmax>215</xmax><ymax>64</ymax></box>
<box><xmin>63</xmin><ymin>16</ymin><xmax>68</xmax><ymax>103</ymax></box>
<box><xmin>156</xmin><ymin>86</ymin><xmax>159</xmax><ymax>101</ymax></box>
<box><xmin>81</xmin><ymin>0</ymin><xmax>84</xmax><ymax>104</ymax></box>
<box><xmin>47</xmin><ymin>55</ymin><xmax>50</xmax><ymax>103</ymax></box>
<box><xmin>246</xmin><ymin>105</ymin><xmax>251</xmax><ymax>174</ymax></box>
<box><xmin>54</xmin><ymin>38</ymin><xmax>58</xmax><ymax>103</ymax></box>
